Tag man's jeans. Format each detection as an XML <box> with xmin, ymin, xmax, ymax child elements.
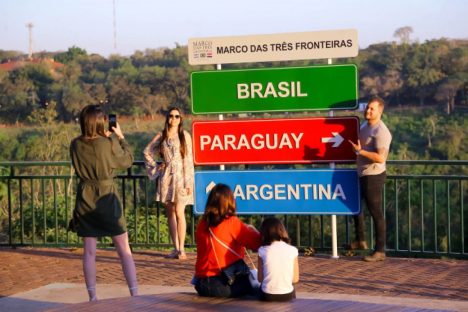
<box><xmin>353</xmin><ymin>172</ymin><xmax>387</xmax><ymax>252</ymax></box>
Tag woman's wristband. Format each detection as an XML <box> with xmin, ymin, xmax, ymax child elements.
<box><xmin>355</xmin><ymin>149</ymin><xmax>361</xmax><ymax>155</ymax></box>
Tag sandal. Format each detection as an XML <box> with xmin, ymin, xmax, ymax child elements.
<box><xmin>166</xmin><ymin>249</ymin><xmax>179</xmax><ymax>259</ymax></box>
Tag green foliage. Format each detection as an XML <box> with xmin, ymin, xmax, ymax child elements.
<box><xmin>54</xmin><ymin>46</ymin><xmax>88</xmax><ymax>64</ymax></box>
<box><xmin>0</xmin><ymin>106</ymin><xmax>466</xmax><ymax>164</ymax></box>
<box><xmin>381</xmin><ymin>107</ymin><xmax>467</xmax><ymax>166</ymax></box>
<box><xmin>1</xmin><ymin>38</ymin><xmax>466</xmax><ymax>125</ymax></box>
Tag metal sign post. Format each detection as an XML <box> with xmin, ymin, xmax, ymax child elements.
<box><xmin>328</xmin><ymin>58</ymin><xmax>339</xmax><ymax>259</ymax></box>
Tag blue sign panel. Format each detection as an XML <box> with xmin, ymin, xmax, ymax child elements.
<box><xmin>194</xmin><ymin>169</ymin><xmax>360</xmax><ymax>215</ymax></box>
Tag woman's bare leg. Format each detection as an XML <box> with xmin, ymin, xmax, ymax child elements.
<box><xmin>112</xmin><ymin>232</ymin><xmax>138</xmax><ymax>296</ymax></box>
<box><xmin>83</xmin><ymin>237</ymin><xmax>97</xmax><ymax>301</ymax></box>
<box><xmin>165</xmin><ymin>203</ymin><xmax>179</xmax><ymax>254</ymax></box>
<box><xmin>175</xmin><ymin>202</ymin><xmax>187</xmax><ymax>258</ymax></box>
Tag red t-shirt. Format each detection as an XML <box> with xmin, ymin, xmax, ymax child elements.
<box><xmin>195</xmin><ymin>216</ymin><xmax>261</xmax><ymax>278</ymax></box>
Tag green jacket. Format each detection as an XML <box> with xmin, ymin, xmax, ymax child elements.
<box><xmin>70</xmin><ymin>135</ymin><xmax>133</xmax><ymax>237</ymax></box>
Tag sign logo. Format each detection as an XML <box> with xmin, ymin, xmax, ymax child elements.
<box><xmin>191</xmin><ymin>40</ymin><xmax>213</xmax><ymax>60</ymax></box>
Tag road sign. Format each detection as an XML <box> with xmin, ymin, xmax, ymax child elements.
<box><xmin>192</xmin><ymin>117</ymin><xmax>359</xmax><ymax>165</ymax></box>
<box><xmin>188</xmin><ymin>29</ymin><xmax>358</xmax><ymax>65</ymax></box>
<box><xmin>194</xmin><ymin>169</ymin><xmax>360</xmax><ymax>215</ymax></box>
<box><xmin>191</xmin><ymin>65</ymin><xmax>358</xmax><ymax>114</ymax></box>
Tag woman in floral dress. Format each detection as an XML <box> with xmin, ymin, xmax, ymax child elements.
<box><xmin>143</xmin><ymin>107</ymin><xmax>194</xmax><ymax>259</ymax></box>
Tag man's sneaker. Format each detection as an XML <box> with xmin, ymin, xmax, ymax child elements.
<box><xmin>349</xmin><ymin>241</ymin><xmax>368</xmax><ymax>250</ymax></box>
<box><xmin>363</xmin><ymin>251</ymin><xmax>386</xmax><ymax>262</ymax></box>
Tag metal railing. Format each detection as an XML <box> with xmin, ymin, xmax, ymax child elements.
<box><xmin>0</xmin><ymin>160</ymin><xmax>466</xmax><ymax>259</ymax></box>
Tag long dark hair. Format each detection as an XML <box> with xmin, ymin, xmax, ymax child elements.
<box><xmin>79</xmin><ymin>104</ymin><xmax>106</xmax><ymax>139</ymax></box>
<box><xmin>203</xmin><ymin>184</ymin><xmax>237</xmax><ymax>228</ymax></box>
<box><xmin>259</xmin><ymin>217</ymin><xmax>291</xmax><ymax>246</ymax></box>
<box><xmin>159</xmin><ymin>107</ymin><xmax>187</xmax><ymax>158</ymax></box>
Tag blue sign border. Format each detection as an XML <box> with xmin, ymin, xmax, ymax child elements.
<box><xmin>194</xmin><ymin>169</ymin><xmax>360</xmax><ymax>215</ymax></box>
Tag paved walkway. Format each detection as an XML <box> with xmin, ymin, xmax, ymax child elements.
<box><xmin>1</xmin><ymin>247</ymin><xmax>468</xmax><ymax>311</ymax></box>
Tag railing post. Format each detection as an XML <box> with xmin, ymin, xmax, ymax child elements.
<box><xmin>31</xmin><ymin>179</ymin><xmax>35</xmax><ymax>245</ymax></box>
<box><xmin>447</xmin><ymin>180</ymin><xmax>451</xmax><ymax>254</ymax></box>
<box><xmin>460</xmin><ymin>180</ymin><xmax>464</xmax><ymax>254</ymax></box>
<box><xmin>42</xmin><ymin>179</ymin><xmax>46</xmax><ymax>244</ymax></box>
<box><xmin>420</xmin><ymin>180</ymin><xmax>425</xmax><ymax>253</ymax></box>
<box><xmin>133</xmin><ymin>177</ymin><xmax>138</xmax><ymax>244</ymax></box>
<box><xmin>433</xmin><ymin>180</ymin><xmax>437</xmax><ymax>253</ymax></box>
<box><xmin>408</xmin><ymin>179</ymin><xmax>411</xmax><ymax>252</ymax></box>
<box><xmin>7</xmin><ymin>178</ymin><xmax>12</xmax><ymax>246</ymax></box>
<box><xmin>144</xmin><ymin>177</ymin><xmax>149</xmax><ymax>245</ymax></box>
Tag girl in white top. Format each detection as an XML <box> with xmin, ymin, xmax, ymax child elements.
<box><xmin>258</xmin><ymin>217</ymin><xmax>299</xmax><ymax>302</ymax></box>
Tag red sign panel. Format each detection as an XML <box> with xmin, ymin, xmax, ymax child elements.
<box><xmin>192</xmin><ymin>117</ymin><xmax>359</xmax><ymax>165</ymax></box>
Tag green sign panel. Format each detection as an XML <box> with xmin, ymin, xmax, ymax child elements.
<box><xmin>191</xmin><ymin>64</ymin><xmax>358</xmax><ymax>114</ymax></box>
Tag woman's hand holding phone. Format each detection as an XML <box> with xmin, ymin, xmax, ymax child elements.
<box><xmin>108</xmin><ymin>114</ymin><xmax>124</xmax><ymax>140</ymax></box>
<box><xmin>113</xmin><ymin>122</ymin><xmax>125</xmax><ymax>140</ymax></box>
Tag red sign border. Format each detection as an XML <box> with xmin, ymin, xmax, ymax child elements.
<box><xmin>192</xmin><ymin>116</ymin><xmax>360</xmax><ymax>165</ymax></box>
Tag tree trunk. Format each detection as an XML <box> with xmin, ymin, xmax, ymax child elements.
<box><xmin>450</xmin><ymin>97</ymin><xmax>455</xmax><ymax>114</ymax></box>
<box><xmin>427</xmin><ymin>133</ymin><xmax>432</xmax><ymax>148</ymax></box>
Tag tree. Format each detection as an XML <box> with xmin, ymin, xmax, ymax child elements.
<box><xmin>163</xmin><ymin>67</ymin><xmax>190</xmax><ymax>111</ymax></box>
<box><xmin>422</xmin><ymin>115</ymin><xmax>438</xmax><ymax>147</ymax></box>
<box><xmin>393</xmin><ymin>26</ymin><xmax>413</xmax><ymax>45</ymax></box>
<box><xmin>406</xmin><ymin>42</ymin><xmax>445</xmax><ymax>105</ymax></box>
<box><xmin>0</xmin><ymin>69</ymin><xmax>36</xmax><ymax>124</ymax></box>
<box><xmin>24</xmin><ymin>101</ymin><xmax>75</xmax><ymax>163</ymax></box>
<box><xmin>361</xmin><ymin>76</ymin><xmax>382</xmax><ymax>96</ymax></box>
<box><xmin>435</xmin><ymin>77</ymin><xmax>464</xmax><ymax>114</ymax></box>
<box><xmin>140</xmin><ymin>93</ymin><xmax>170</xmax><ymax>119</ymax></box>
<box><xmin>0</xmin><ymin>50</ymin><xmax>23</xmax><ymax>63</ymax></box>
<box><xmin>54</xmin><ymin>46</ymin><xmax>88</xmax><ymax>64</ymax></box>
<box><xmin>54</xmin><ymin>62</ymin><xmax>92</xmax><ymax>121</ymax></box>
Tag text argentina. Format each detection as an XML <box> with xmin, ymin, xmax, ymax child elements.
<box><xmin>233</xmin><ymin>183</ymin><xmax>346</xmax><ymax>201</ymax></box>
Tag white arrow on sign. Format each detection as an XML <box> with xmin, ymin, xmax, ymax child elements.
<box><xmin>205</xmin><ymin>181</ymin><xmax>216</xmax><ymax>194</ymax></box>
<box><xmin>321</xmin><ymin>132</ymin><xmax>344</xmax><ymax>148</ymax></box>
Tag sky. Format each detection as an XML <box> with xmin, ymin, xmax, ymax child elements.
<box><xmin>2</xmin><ymin>0</ymin><xmax>467</xmax><ymax>57</ymax></box>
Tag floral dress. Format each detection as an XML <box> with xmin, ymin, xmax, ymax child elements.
<box><xmin>143</xmin><ymin>130</ymin><xmax>194</xmax><ymax>205</ymax></box>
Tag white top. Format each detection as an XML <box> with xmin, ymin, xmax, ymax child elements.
<box><xmin>258</xmin><ymin>241</ymin><xmax>298</xmax><ymax>295</ymax></box>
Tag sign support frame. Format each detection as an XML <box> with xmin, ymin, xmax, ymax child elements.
<box><xmin>328</xmin><ymin>57</ymin><xmax>339</xmax><ymax>260</ymax></box>
<box><xmin>217</xmin><ymin>63</ymin><xmax>225</xmax><ymax>172</ymax></box>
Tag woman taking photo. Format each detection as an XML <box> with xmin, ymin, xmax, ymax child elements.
<box><xmin>69</xmin><ymin>104</ymin><xmax>138</xmax><ymax>301</ymax></box>
<box><xmin>193</xmin><ymin>183</ymin><xmax>261</xmax><ymax>298</ymax></box>
<box><xmin>143</xmin><ymin>107</ymin><xmax>194</xmax><ymax>260</ymax></box>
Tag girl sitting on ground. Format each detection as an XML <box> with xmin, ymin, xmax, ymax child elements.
<box><xmin>193</xmin><ymin>183</ymin><xmax>261</xmax><ymax>297</ymax></box>
<box><xmin>258</xmin><ymin>217</ymin><xmax>299</xmax><ymax>302</ymax></box>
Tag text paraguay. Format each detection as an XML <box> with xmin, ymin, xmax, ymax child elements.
<box><xmin>200</xmin><ymin>133</ymin><xmax>304</xmax><ymax>151</ymax></box>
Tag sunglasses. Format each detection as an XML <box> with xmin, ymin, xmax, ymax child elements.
<box><xmin>169</xmin><ymin>114</ymin><xmax>180</xmax><ymax>119</ymax></box>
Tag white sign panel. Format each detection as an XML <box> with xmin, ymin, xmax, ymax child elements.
<box><xmin>188</xmin><ymin>29</ymin><xmax>358</xmax><ymax>65</ymax></box>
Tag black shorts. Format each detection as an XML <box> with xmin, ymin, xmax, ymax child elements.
<box><xmin>260</xmin><ymin>288</ymin><xmax>296</xmax><ymax>302</ymax></box>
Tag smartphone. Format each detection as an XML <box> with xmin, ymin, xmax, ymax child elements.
<box><xmin>108</xmin><ymin>114</ymin><xmax>117</xmax><ymax>132</ymax></box>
